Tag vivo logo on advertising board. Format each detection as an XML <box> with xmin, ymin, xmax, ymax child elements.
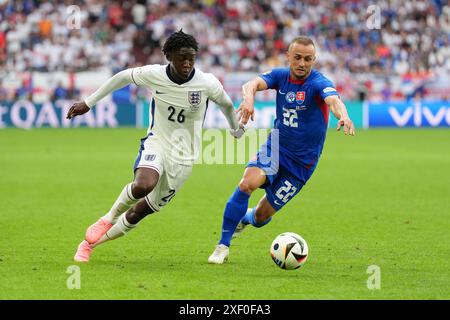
<box><xmin>368</xmin><ymin>101</ymin><xmax>450</xmax><ymax>127</ymax></box>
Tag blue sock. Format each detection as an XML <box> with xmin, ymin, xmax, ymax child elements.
<box><xmin>219</xmin><ymin>187</ymin><xmax>250</xmax><ymax>247</ymax></box>
<box><xmin>240</xmin><ymin>208</ymin><xmax>254</xmax><ymax>225</ymax></box>
<box><xmin>241</xmin><ymin>207</ymin><xmax>272</xmax><ymax>228</ymax></box>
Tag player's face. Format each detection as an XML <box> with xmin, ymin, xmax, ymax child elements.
<box><xmin>287</xmin><ymin>43</ymin><xmax>316</xmax><ymax>80</ymax></box>
<box><xmin>168</xmin><ymin>47</ymin><xmax>197</xmax><ymax>80</ymax></box>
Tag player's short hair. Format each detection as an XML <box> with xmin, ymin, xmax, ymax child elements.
<box><xmin>289</xmin><ymin>36</ymin><xmax>315</xmax><ymax>50</ymax></box>
<box><xmin>162</xmin><ymin>29</ymin><xmax>199</xmax><ymax>57</ymax></box>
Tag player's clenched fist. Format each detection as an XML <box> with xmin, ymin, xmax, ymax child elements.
<box><xmin>230</xmin><ymin>123</ymin><xmax>245</xmax><ymax>139</ymax></box>
<box><xmin>66</xmin><ymin>101</ymin><xmax>90</xmax><ymax>119</ymax></box>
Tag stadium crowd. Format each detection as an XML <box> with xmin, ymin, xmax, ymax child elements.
<box><xmin>1</xmin><ymin>0</ymin><xmax>449</xmax><ymax>101</ymax></box>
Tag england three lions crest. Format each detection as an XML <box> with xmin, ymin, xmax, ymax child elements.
<box><xmin>188</xmin><ymin>91</ymin><xmax>201</xmax><ymax>111</ymax></box>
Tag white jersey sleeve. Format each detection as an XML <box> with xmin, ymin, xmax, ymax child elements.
<box><xmin>84</xmin><ymin>69</ymin><xmax>133</xmax><ymax>108</ymax></box>
<box><xmin>130</xmin><ymin>65</ymin><xmax>156</xmax><ymax>87</ymax></box>
<box><xmin>205</xmin><ymin>74</ymin><xmax>239</xmax><ymax>130</ymax></box>
<box><xmin>206</xmin><ymin>74</ymin><xmax>226</xmax><ymax>102</ymax></box>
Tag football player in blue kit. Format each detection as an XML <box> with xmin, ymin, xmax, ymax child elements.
<box><xmin>208</xmin><ymin>36</ymin><xmax>355</xmax><ymax>264</ymax></box>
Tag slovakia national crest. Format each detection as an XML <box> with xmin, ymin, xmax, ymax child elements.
<box><xmin>188</xmin><ymin>91</ymin><xmax>201</xmax><ymax>109</ymax></box>
<box><xmin>296</xmin><ymin>91</ymin><xmax>305</xmax><ymax>104</ymax></box>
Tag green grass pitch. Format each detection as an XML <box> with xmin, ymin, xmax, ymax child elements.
<box><xmin>0</xmin><ymin>128</ymin><xmax>449</xmax><ymax>299</ymax></box>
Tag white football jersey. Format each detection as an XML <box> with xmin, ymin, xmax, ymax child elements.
<box><xmin>131</xmin><ymin>64</ymin><xmax>226</xmax><ymax>165</ymax></box>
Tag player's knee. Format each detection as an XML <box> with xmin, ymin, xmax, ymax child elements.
<box><xmin>238</xmin><ymin>179</ymin><xmax>257</xmax><ymax>194</ymax></box>
<box><xmin>131</xmin><ymin>180</ymin><xmax>157</xmax><ymax>198</ymax></box>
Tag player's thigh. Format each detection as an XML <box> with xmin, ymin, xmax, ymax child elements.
<box><xmin>145</xmin><ymin>162</ymin><xmax>193</xmax><ymax>212</ymax></box>
<box><xmin>133</xmin><ymin>135</ymin><xmax>165</xmax><ymax>190</ymax></box>
<box><xmin>239</xmin><ymin>166</ymin><xmax>267</xmax><ymax>193</ymax></box>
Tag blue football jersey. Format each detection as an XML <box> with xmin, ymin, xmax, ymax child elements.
<box><xmin>259</xmin><ymin>68</ymin><xmax>339</xmax><ymax>170</ymax></box>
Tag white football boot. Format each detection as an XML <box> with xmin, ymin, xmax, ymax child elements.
<box><xmin>208</xmin><ymin>244</ymin><xmax>229</xmax><ymax>264</ymax></box>
<box><xmin>232</xmin><ymin>221</ymin><xmax>247</xmax><ymax>239</ymax></box>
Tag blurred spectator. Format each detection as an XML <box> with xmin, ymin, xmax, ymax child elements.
<box><xmin>39</xmin><ymin>12</ymin><xmax>53</xmax><ymax>39</ymax></box>
<box><xmin>51</xmin><ymin>81</ymin><xmax>68</xmax><ymax>101</ymax></box>
<box><xmin>0</xmin><ymin>0</ymin><xmax>449</xmax><ymax>101</ymax></box>
<box><xmin>67</xmin><ymin>85</ymin><xmax>81</xmax><ymax>100</ymax></box>
<box><xmin>408</xmin><ymin>83</ymin><xmax>427</xmax><ymax>101</ymax></box>
<box><xmin>0</xmin><ymin>29</ymin><xmax>5</xmax><ymax>56</ymax></box>
<box><xmin>108</xmin><ymin>1</ymin><xmax>125</xmax><ymax>31</ymax></box>
<box><xmin>381</xmin><ymin>81</ymin><xmax>392</xmax><ymax>101</ymax></box>
<box><xmin>443</xmin><ymin>94</ymin><xmax>450</xmax><ymax>103</ymax></box>
<box><xmin>15</xmin><ymin>80</ymin><xmax>33</xmax><ymax>101</ymax></box>
<box><xmin>0</xmin><ymin>80</ymin><xmax>8</xmax><ymax>103</ymax></box>
<box><xmin>132</xmin><ymin>0</ymin><xmax>147</xmax><ymax>30</ymax></box>
<box><xmin>356</xmin><ymin>82</ymin><xmax>368</xmax><ymax>102</ymax></box>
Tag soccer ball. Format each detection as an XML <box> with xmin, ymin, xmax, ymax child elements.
<box><xmin>270</xmin><ymin>232</ymin><xmax>309</xmax><ymax>270</ymax></box>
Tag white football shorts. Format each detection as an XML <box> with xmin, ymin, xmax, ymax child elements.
<box><xmin>134</xmin><ymin>134</ymin><xmax>193</xmax><ymax>212</ymax></box>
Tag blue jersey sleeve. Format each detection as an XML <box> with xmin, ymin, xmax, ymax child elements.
<box><xmin>316</xmin><ymin>78</ymin><xmax>339</xmax><ymax>100</ymax></box>
<box><xmin>258</xmin><ymin>68</ymin><xmax>285</xmax><ymax>90</ymax></box>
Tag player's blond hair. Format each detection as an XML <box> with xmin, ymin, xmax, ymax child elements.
<box><xmin>288</xmin><ymin>36</ymin><xmax>315</xmax><ymax>51</ymax></box>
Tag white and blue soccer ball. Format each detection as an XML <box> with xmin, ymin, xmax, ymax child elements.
<box><xmin>270</xmin><ymin>232</ymin><xmax>309</xmax><ymax>270</ymax></box>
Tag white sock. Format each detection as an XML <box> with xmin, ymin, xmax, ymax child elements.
<box><xmin>93</xmin><ymin>213</ymin><xmax>137</xmax><ymax>247</ymax></box>
<box><xmin>103</xmin><ymin>183</ymin><xmax>138</xmax><ymax>224</ymax></box>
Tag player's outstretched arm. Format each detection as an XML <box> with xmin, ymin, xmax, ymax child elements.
<box><xmin>66</xmin><ymin>69</ymin><xmax>135</xmax><ymax>120</ymax></box>
<box><xmin>237</xmin><ymin>77</ymin><xmax>268</xmax><ymax>125</ymax></box>
<box><xmin>210</xmin><ymin>87</ymin><xmax>244</xmax><ymax>139</ymax></box>
<box><xmin>208</xmin><ymin>75</ymin><xmax>245</xmax><ymax>138</ymax></box>
<box><xmin>325</xmin><ymin>95</ymin><xmax>355</xmax><ymax>136</ymax></box>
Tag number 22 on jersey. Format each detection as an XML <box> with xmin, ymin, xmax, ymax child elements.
<box><xmin>282</xmin><ymin>107</ymin><xmax>298</xmax><ymax>128</ymax></box>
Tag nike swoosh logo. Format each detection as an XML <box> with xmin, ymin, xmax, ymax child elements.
<box><xmin>155</xmin><ymin>90</ymin><xmax>165</xmax><ymax>94</ymax></box>
<box><xmin>274</xmin><ymin>200</ymin><xmax>284</xmax><ymax>206</ymax></box>
<box><xmin>278</xmin><ymin>90</ymin><xmax>286</xmax><ymax>95</ymax></box>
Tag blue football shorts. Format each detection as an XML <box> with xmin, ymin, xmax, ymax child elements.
<box><xmin>246</xmin><ymin>142</ymin><xmax>316</xmax><ymax>211</ymax></box>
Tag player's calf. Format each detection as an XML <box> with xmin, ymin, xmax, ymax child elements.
<box><xmin>252</xmin><ymin>211</ymin><xmax>273</xmax><ymax>227</ymax></box>
<box><xmin>125</xmin><ymin>198</ymin><xmax>155</xmax><ymax>224</ymax></box>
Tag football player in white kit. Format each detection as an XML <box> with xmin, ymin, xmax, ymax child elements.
<box><xmin>67</xmin><ymin>30</ymin><xmax>244</xmax><ymax>262</ymax></box>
